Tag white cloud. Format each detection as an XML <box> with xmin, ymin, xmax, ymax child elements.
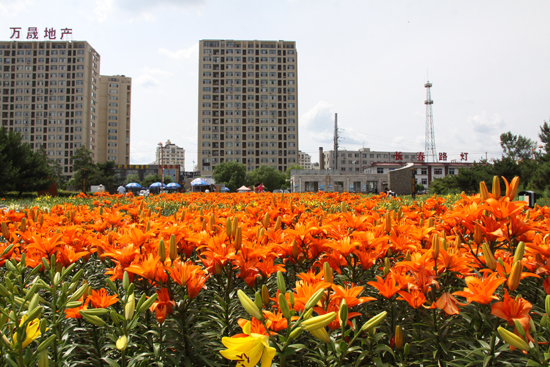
<box><xmin>130</xmin><ymin>140</ymin><xmax>156</xmax><ymax>164</ymax></box>
<box><xmin>0</xmin><ymin>0</ymin><xmax>32</xmax><ymax>17</ymax></box>
<box><xmin>92</xmin><ymin>0</ymin><xmax>115</xmax><ymax>22</ymax></box>
<box><xmin>134</xmin><ymin>74</ymin><xmax>161</xmax><ymax>88</ymax></box>
<box><xmin>469</xmin><ymin>112</ymin><xmax>505</xmax><ymax>134</ymax></box>
<box><xmin>140</xmin><ymin>67</ymin><xmax>173</xmax><ymax>77</ymax></box>
<box><xmin>158</xmin><ymin>43</ymin><xmax>198</xmax><ymax>59</ymax></box>
<box><xmin>300</xmin><ymin>101</ymin><xmax>335</xmax><ymax>130</ymax></box>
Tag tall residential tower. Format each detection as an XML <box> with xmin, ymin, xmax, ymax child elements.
<box><xmin>1</xmin><ymin>39</ymin><xmax>131</xmax><ymax>177</ymax></box>
<box><xmin>197</xmin><ymin>39</ymin><xmax>298</xmax><ymax>177</ymax></box>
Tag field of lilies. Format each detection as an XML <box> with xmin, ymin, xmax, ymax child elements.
<box><xmin>1</xmin><ymin>176</ymin><xmax>550</xmax><ymax>367</ymax></box>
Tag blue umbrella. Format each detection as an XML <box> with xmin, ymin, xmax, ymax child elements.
<box><xmin>191</xmin><ymin>178</ymin><xmax>210</xmax><ymax>186</ymax></box>
<box><xmin>125</xmin><ymin>182</ymin><xmax>142</xmax><ymax>189</ymax></box>
<box><xmin>149</xmin><ymin>182</ymin><xmax>166</xmax><ymax>188</ymax></box>
<box><xmin>166</xmin><ymin>183</ymin><xmax>181</xmax><ymax>189</ymax></box>
<box><xmin>222</xmin><ymin>187</ymin><xmax>230</xmax><ymax>192</ymax></box>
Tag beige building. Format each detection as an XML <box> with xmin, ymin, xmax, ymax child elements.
<box><xmin>298</xmin><ymin>150</ymin><xmax>312</xmax><ymax>169</ymax></box>
<box><xmin>323</xmin><ymin>147</ymin><xmax>422</xmax><ymax>173</ymax></box>
<box><xmin>98</xmin><ymin>75</ymin><xmax>131</xmax><ymax>165</ymax></box>
<box><xmin>0</xmin><ymin>39</ymin><xmax>131</xmax><ymax>177</ymax></box>
<box><xmin>155</xmin><ymin>139</ymin><xmax>185</xmax><ymax>166</ymax></box>
<box><xmin>197</xmin><ymin>39</ymin><xmax>298</xmax><ymax>177</ymax></box>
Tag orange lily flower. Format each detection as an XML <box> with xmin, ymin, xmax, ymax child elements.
<box><xmin>453</xmin><ymin>272</ymin><xmax>506</xmax><ymax>305</ymax></box>
<box><xmin>88</xmin><ymin>288</ymin><xmax>118</xmax><ymax>308</ymax></box>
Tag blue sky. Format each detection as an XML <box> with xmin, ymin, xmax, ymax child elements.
<box><xmin>4</xmin><ymin>0</ymin><xmax>550</xmax><ymax>170</ymax></box>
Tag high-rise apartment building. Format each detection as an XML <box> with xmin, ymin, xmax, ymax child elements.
<box><xmin>98</xmin><ymin>75</ymin><xmax>131</xmax><ymax>165</ymax></box>
<box><xmin>154</xmin><ymin>139</ymin><xmax>185</xmax><ymax>166</ymax></box>
<box><xmin>0</xmin><ymin>39</ymin><xmax>131</xmax><ymax>178</ymax></box>
<box><xmin>197</xmin><ymin>39</ymin><xmax>298</xmax><ymax>177</ymax></box>
<box><xmin>298</xmin><ymin>150</ymin><xmax>312</xmax><ymax>169</ymax></box>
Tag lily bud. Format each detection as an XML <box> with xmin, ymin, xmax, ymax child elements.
<box><xmin>263</xmin><ymin>213</ymin><xmax>270</xmax><ymax>229</ymax></box>
<box><xmin>385</xmin><ymin>211</ymin><xmax>391</xmax><ymax>233</ymax></box>
<box><xmin>116</xmin><ymin>335</ymin><xmax>128</xmax><ymax>351</ymax></box>
<box><xmin>289</xmin><ymin>292</ymin><xmax>295</xmax><ymax>309</ymax></box>
<box><xmin>323</xmin><ymin>262</ymin><xmax>333</xmax><ymax>284</ymax></box>
<box><xmin>123</xmin><ymin>271</ymin><xmax>130</xmax><ymax>291</ymax></box>
<box><xmin>514</xmin><ymin>320</ymin><xmax>526</xmax><ymax>338</ymax></box>
<box><xmin>428</xmin><ymin>217</ymin><xmax>434</xmax><ymax>228</ymax></box>
<box><xmin>237</xmin><ymin>290</ymin><xmax>263</xmax><ymax>321</ymax></box>
<box><xmin>232</xmin><ymin>217</ymin><xmax>239</xmax><ymax>238</ymax></box>
<box><xmin>278</xmin><ymin>293</ymin><xmax>291</xmax><ymax>319</ymax></box>
<box><xmin>234</xmin><ymin>227</ymin><xmax>242</xmax><ymax>252</ymax></box>
<box><xmin>360</xmin><ymin>311</ymin><xmax>387</xmax><ymax>332</ymax></box>
<box><xmin>254</xmin><ymin>292</ymin><xmax>263</xmax><ymax>310</ymax></box>
<box><xmin>158</xmin><ymin>239</ymin><xmax>166</xmax><ymax>263</ymax></box>
<box><xmin>432</xmin><ymin>234</ymin><xmax>439</xmax><ymax>261</ymax></box>
<box><xmin>288</xmin><ymin>327</ymin><xmax>302</xmax><ymax>341</ymax></box>
<box><xmin>277</xmin><ymin>271</ymin><xmax>286</xmax><ymax>294</ymax></box>
<box><xmin>404</xmin><ymin>343</ymin><xmax>410</xmax><ymax>357</ymax></box>
<box><xmin>513</xmin><ymin>242</ymin><xmax>525</xmax><ymax>264</ymax></box>
<box><xmin>169</xmin><ymin>235</ymin><xmax>178</xmax><ymax>262</ymax></box>
<box><xmin>507</xmin><ymin>261</ymin><xmax>522</xmax><ymax>292</ymax></box>
<box><xmin>492</xmin><ymin>176</ymin><xmax>501</xmax><ymax>199</ymax></box>
<box><xmin>383</xmin><ymin>257</ymin><xmax>390</xmax><ymax>277</ymax></box>
<box><xmin>274</xmin><ymin>217</ymin><xmax>282</xmax><ymax>231</ymax></box>
<box><xmin>261</xmin><ymin>285</ymin><xmax>270</xmax><ymax>307</ymax></box>
<box><xmin>482</xmin><ymin>243</ymin><xmax>497</xmax><ymax>271</ymax></box>
<box><xmin>301</xmin><ymin>312</ymin><xmax>336</xmax><ymax>331</ymax></box>
<box><xmin>338</xmin><ymin>299</ymin><xmax>348</xmax><ymax>329</ymax></box>
<box><xmin>304</xmin><ymin>288</ymin><xmax>325</xmax><ymax>311</ymax></box>
<box><xmin>226</xmin><ymin>217</ymin><xmax>232</xmax><ymax>238</ymax></box>
<box><xmin>473</xmin><ymin>224</ymin><xmax>482</xmax><ymax>245</ymax></box>
<box><xmin>309</xmin><ymin>326</ymin><xmax>331</xmax><ymax>343</ymax></box>
<box><xmin>20</xmin><ymin>217</ymin><xmax>27</xmax><ymax>232</ymax></box>
<box><xmin>292</xmin><ymin>240</ymin><xmax>299</xmax><ymax>259</ymax></box>
<box><xmin>497</xmin><ymin>326</ymin><xmax>530</xmax><ymax>351</ymax></box>
<box><xmin>541</xmin><ymin>314</ymin><xmax>548</xmax><ymax>328</ymax></box>
<box><xmin>507</xmin><ymin>176</ymin><xmax>520</xmax><ymax>200</ymax></box>
<box><xmin>546</xmin><ymin>295</ymin><xmax>550</xmax><ymax>316</ymax></box>
<box><xmin>395</xmin><ymin>325</ymin><xmax>404</xmax><ymax>349</ymax></box>
<box><xmin>479</xmin><ymin>181</ymin><xmax>490</xmax><ymax>201</ymax></box>
<box><xmin>124</xmin><ymin>293</ymin><xmax>135</xmax><ymax>320</ymax></box>
<box><xmin>405</xmin><ymin>251</ymin><xmax>411</xmax><ymax>261</ymax></box>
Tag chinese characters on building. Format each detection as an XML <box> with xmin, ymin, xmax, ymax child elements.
<box><xmin>394</xmin><ymin>152</ymin><xmax>469</xmax><ymax>162</ymax></box>
<box><xmin>9</xmin><ymin>27</ymin><xmax>73</xmax><ymax>40</ymax></box>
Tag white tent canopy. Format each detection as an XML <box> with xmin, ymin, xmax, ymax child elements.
<box><xmin>236</xmin><ymin>185</ymin><xmax>251</xmax><ymax>192</ymax></box>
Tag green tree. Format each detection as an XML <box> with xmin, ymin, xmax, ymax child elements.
<box><xmin>67</xmin><ymin>147</ymin><xmax>98</xmax><ymax>191</ymax></box>
<box><xmin>125</xmin><ymin>173</ymin><xmax>142</xmax><ymax>185</ymax></box>
<box><xmin>500</xmin><ymin>131</ymin><xmax>536</xmax><ymax>161</ymax></box>
<box><xmin>92</xmin><ymin>161</ymin><xmax>120</xmax><ymax>193</ymax></box>
<box><xmin>213</xmin><ymin>161</ymin><xmax>246</xmax><ymax>192</ymax></box>
<box><xmin>246</xmin><ymin>165</ymin><xmax>286</xmax><ymax>192</ymax></box>
<box><xmin>142</xmin><ymin>174</ymin><xmax>172</xmax><ymax>188</ymax></box>
<box><xmin>0</xmin><ymin>127</ymin><xmax>55</xmax><ymax>195</ymax></box>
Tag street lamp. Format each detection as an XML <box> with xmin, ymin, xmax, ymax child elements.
<box><xmin>158</xmin><ymin>142</ymin><xmax>164</xmax><ymax>184</ymax></box>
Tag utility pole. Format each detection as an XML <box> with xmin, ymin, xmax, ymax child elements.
<box><xmin>158</xmin><ymin>142</ymin><xmax>164</xmax><ymax>184</ymax></box>
<box><xmin>334</xmin><ymin>113</ymin><xmax>340</xmax><ymax>171</ymax></box>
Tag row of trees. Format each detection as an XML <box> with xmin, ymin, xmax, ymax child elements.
<box><xmin>213</xmin><ymin>162</ymin><xmax>301</xmax><ymax>192</ymax></box>
<box><xmin>0</xmin><ymin>127</ymin><xmax>62</xmax><ymax>195</ymax></box>
<box><xmin>430</xmin><ymin>121</ymin><xmax>550</xmax><ymax>195</ymax></box>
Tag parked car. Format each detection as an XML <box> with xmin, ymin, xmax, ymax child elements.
<box><xmin>273</xmin><ymin>189</ymin><xmax>283</xmax><ymax>193</ymax></box>
<box><xmin>139</xmin><ymin>189</ymin><xmax>150</xmax><ymax>196</ymax></box>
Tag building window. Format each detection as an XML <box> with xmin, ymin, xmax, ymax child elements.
<box><xmin>434</xmin><ymin>168</ymin><xmax>443</xmax><ymax>175</ymax></box>
<box><xmin>377</xmin><ymin>168</ymin><xmax>384</xmax><ymax>174</ymax></box>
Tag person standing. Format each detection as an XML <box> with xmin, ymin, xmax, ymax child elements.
<box><xmin>117</xmin><ymin>185</ymin><xmax>126</xmax><ymax>194</ymax></box>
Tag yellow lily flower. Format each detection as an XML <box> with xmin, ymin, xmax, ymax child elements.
<box><xmin>12</xmin><ymin>315</ymin><xmax>42</xmax><ymax>349</ymax></box>
<box><xmin>220</xmin><ymin>321</ymin><xmax>276</xmax><ymax>367</ymax></box>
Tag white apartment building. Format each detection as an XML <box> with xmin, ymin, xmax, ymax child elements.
<box><xmin>155</xmin><ymin>139</ymin><xmax>185</xmax><ymax>166</ymax></box>
<box><xmin>298</xmin><ymin>150</ymin><xmax>311</xmax><ymax>169</ymax></box>
<box><xmin>197</xmin><ymin>39</ymin><xmax>299</xmax><ymax>177</ymax></box>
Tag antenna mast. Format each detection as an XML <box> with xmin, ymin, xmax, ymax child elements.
<box><xmin>424</xmin><ymin>81</ymin><xmax>438</xmax><ymax>162</ymax></box>
<box><xmin>334</xmin><ymin>113</ymin><xmax>340</xmax><ymax>170</ymax></box>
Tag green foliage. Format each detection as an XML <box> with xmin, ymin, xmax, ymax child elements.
<box><xmin>142</xmin><ymin>173</ymin><xmax>172</xmax><ymax>188</ymax></box>
<box><xmin>213</xmin><ymin>161</ymin><xmax>246</xmax><ymax>192</ymax></box>
<box><xmin>500</xmin><ymin>131</ymin><xmax>536</xmax><ymax>161</ymax></box>
<box><xmin>0</xmin><ymin>127</ymin><xmax>56</xmax><ymax>195</ymax></box>
<box><xmin>246</xmin><ymin>165</ymin><xmax>286</xmax><ymax>192</ymax></box>
<box><xmin>125</xmin><ymin>173</ymin><xmax>142</xmax><ymax>186</ymax></box>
